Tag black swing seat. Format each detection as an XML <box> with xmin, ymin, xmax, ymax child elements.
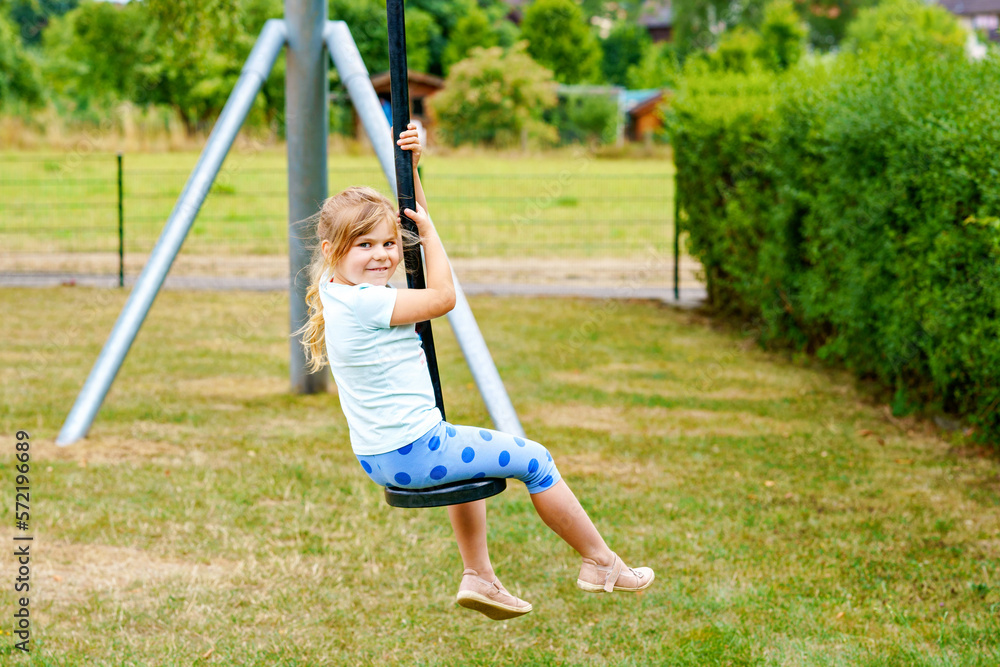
<box><xmin>384</xmin><ymin>477</ymin><xmax>507</xmax><ymax>508</ymax></box>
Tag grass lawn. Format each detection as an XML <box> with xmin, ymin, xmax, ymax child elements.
<box><xmin>1</xmin><ymin>286</ymin><xmax>998</xmax><ymax>665</ymax></box>
<box><xmin>0</xmin><ymin>148</ymin><xmax>675</xmax><ymax>262</ymax></box>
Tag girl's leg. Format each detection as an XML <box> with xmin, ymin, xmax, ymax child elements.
<box><xmin>529</xmin><ymin>478</ymin><xmax>614</xmax><ymax>567</ymax></box>
<box><xmin>446</xmin><ymin>499</ymin><xmax>495</xmax><ymax>581</ymax></box>
<box><xmin>448</xmin><ymin>498</ymin><xmax>532</xmax><ymax>619</ymax></box>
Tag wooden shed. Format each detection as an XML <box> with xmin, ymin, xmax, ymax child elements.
<box><xmin>354</xmin><ymin>70</ymin><xmax>445</xmax><ymax>144</ymax></box>
<box><xmin>624</xmin><ymin>89</ymin><xmax>668</xmax><ymax>142</ymax></box>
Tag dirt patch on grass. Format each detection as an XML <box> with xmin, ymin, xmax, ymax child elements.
<box><xmin>31</xmin><ymin>540</ymin><xmax>236</xmax><ymax>603</ymax></box>
<box><xmin>34</xmin><ymin>425</ymin><xmax>247</xmax><ymax>469</ymax></box>
<box><xmin>558</xmin><ymin>450</ymin><xmax>671</xmax><ymax>487</ymax></box>
<box><xmin>34</xmin><ymin>431</ymin><xmax>191</xmax><ymax>466</ymax></box>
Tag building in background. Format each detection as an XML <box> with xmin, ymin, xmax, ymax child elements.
<box><xmin>638</xmin><ymin>1</ymin><xmax>673</xmax><ymax>42</ymax></box>
<box><xmin>940</xmin><ymin>0</ymin><xmax>1000</xmax><ymax>41</ymax></box>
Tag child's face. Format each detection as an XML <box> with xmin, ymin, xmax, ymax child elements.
<box><xmin>329</xmin><ymin>217</ymin><xmax>401</xmax><ymax>287</ymax></box>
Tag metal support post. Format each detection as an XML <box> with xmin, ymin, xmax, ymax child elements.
<box><xmin>285</xmin><ymin>0</ymin><xmax>329</xmax><ymax>394</ymax></box>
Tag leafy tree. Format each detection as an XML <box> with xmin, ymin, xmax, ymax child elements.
<box><xmin>672</xmin><ymin>0</ymin><xmax>767</xmax><ymax>61</ymax></box>
<box><xmin>404</xmin><ymin>7</ymin><xmax>440</xmax><ymax>73</ymax></box>
<box><xmin>0</xmin><ymin>12</ymin><xmax>42</xmax><ymax>108</ymax></box>
<box><xmin>600</xmin><ymin>21</ymin><xmax>650</xmax><ymax>86</ymax></box>
<box><xmin>625</xmin><ymin>41</ymin><xmax>679</xmax><ymax>89</ymax></box>
<box><xmin>407</xmin><ymin>0</ymin><xmax>476</xmax><ymax>75</ymax></box>
<box><xmin>428</xmin><ymin>41</ymin><xmax>557</xmax><ymax>147</ymax></box>
<box><xmin>329</xmin><ymin>0</ymin><xmax>389</xmax><ymax>74</ymax></box>
<box><xmin>6</xmin><ymin>0</ymin><xmax>78</xmax><ymax>45</ymax></box>
<box><xmin>798</xmin><ymin>0</ymin><xmax>879</xmax><ymax>50</ymax></box>
<box><xmin>843</xmin><ymin>0</ymin><xmax>967</xmax><ymax>60</ymax></box>
<box><xmin>756</xmin><ymin>0</ymin><xmax>806</xmax><ymax>71</ymax></box>
<box><xmin>135</xmin><ymin>0</ymin><xmax>290</xmax><ymax>135</ymax></box>
<box><xmin>687</xmin><ymin>0</ymin><xmax>805</xmax><ymax>74</ymax></box>
<box><xmin>42</xmin><ymin>0</ymin><xmax>152</xmax><ymax>109</ymax></box>
<box><xmin>441</xmin><ymin>7</ymin><xmax>498</xmax><ymax>73</ymax></box>
<box><xmin>521</xmin><ymin>0</ymin><xmax>602</xmax><ymax>84</ymax></box>
<box><xmin>712</xmin><ymin>25</ymin><xmax>763</xmax><ymax>73</ymax></box>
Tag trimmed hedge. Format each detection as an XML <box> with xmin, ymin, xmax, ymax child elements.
<box><xmin>669</xmin><ymin>54</ymin><xmax>1000</xmax><ymax>443</ymax></box>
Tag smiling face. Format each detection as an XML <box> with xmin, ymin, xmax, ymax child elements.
<box><xmin>326</xmin><ymin>216</ymin><xmax>401</xmax><ymax>287</ymax></box>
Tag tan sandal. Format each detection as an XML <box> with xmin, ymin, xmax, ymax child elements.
<box><xmin>577</xmin><ymin>552</ymin><xmax>654</xmax><ymax>593</ymax></box>
<box><xmin>456</xmin><ymin>568</ymin><xmax>533</xmax><ymax>620</ymax></box>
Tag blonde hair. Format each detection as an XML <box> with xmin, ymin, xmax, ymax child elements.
<box><xmin>296</xmin><ymin>186</ymin><xmax>418</xmax><ymax>373</ymax></box>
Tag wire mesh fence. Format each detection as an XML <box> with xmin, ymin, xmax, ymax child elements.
<box><xmin>1</xmin><ymin>153</ymin><xmax>694</xmax><ymax>289</ymax></box>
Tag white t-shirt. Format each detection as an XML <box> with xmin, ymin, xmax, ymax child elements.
<box><xmin>319</xmin><ymin>279</ymin><xmax>442</xmax><ymax>456</ymax></box>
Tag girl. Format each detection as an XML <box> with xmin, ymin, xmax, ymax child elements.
<box><xmin>298</xmin><ymin>124</ymin><xmax>654</xmax><ymax>620</ymax></box>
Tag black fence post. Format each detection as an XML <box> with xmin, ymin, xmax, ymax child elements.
<box><xmin>117</xmin><ymin>153</ymin><xmax>124</xmax><ymax>288</ymax></box>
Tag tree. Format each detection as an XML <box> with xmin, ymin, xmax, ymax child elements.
<box><xmin>756</xmin><ymin>0</ymin><xmax>806</xmax><ymax>71</ymax></box>
<box><xmin>625</xmin><ymin>41</ymin><xmax>679</xmax><ymax>89</ymax></box>
<box><xmin>843</xmin><ymin>0</ymin><xmax>967</xmax><ymax>60</ymax></box>
<box><xmin>521</xmin><ymin>0</ymin><xmax>602</xmax><ymax>84</ymax></box>
<box><xmin>329</xmin><ymin>0</ymin><xmax>389</xmax><ymax>74</ymax></box>
<box><xmin>672</xmin><ymin>0</ymin><xmax>767</xmax><ymax>61</ymax></box>
<box><xmin>42</xmin><ymin>0</ymin><xmax>152</xmax><ymax>109</ymax></box>
<box><xmin>441</xmin><ymin>7</ymin><xmax>498</xmax><ymax>73</ymax></box>
<box><xmin>797</xmin><ymin>0</ymin><xmax>879</xmax><ymax>51</ymax></box>
<box><xmin>407</xmin><ymin>0</ymin><xmax>476</xmax><ymax>75</ymax></box>
<box><xmin>687</xmin><ymin>0</ymin><xmax>805</xmax><ymax>74</ymax></box>
<box><xmin>428</xmin><ymin>41</ymin><xmax>558</xmax><ymax>147</ymax></box>
<box><xmin>0</xmin><ymin>13</ymin><xmax>42</xmax><ymax>108</ymax></box>
<box><xmin>6</xmin><ymin>0</ymin><xmax>78</xmax><ymax>45</ymax></box>
<box><xmin>404</xmin><ymin>7</ymin><xmax>440</xmax><ymax>73</ymax></box>
<box><xmin>601</xmin><ymin>21</ymin><xmax>650</xmax><ymax>87</ymax></box>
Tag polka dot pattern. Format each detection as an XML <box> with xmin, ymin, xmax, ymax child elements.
<box><xmin>354</xmin><ymin>422</ymin><xmax>561</xmax><ymax>496</ymax></box>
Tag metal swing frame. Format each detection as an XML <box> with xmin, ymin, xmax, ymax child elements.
<box><xmin>56</xmin><ymin>0</ymin><xmax>517</xmax><ymax>508</ymax></box>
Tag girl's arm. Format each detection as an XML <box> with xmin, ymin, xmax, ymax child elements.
<box><xmin>389</xmin><ymin>202</ymin><xmax>455</xmax><ymax>326</ymax></box>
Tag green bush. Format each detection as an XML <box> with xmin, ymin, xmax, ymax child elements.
<box><xmin>428</xmin><ymin>41</ymin><xmax>558</xmax><ymax>148</ymax></box>
<box><xmin>670</xmin><ymin>22</ymin><xmax>1000</xmax><ymax>443</ymax></box>
<box><xmin>548</xmin><ymin>92</ymin><xmax>618</xmax><ymax>145</ymax></box>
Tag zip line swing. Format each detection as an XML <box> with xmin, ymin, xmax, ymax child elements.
<box><xmin>381</xmin><ymin>0</ymin><xmax>506</xmax><ymax>509</ymax></box>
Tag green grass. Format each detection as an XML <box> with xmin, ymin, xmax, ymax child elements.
<box><xmin>0</xmin><ymin>149</ymin><xmax>674</xmax><ymax>261</ymax></box>
<box><xmin>1</xmin><ymin>286</ymin><xmax>998</xmax><ymax>665</ymax></box>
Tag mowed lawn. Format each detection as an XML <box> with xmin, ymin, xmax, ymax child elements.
<box><xmin>0</xmin><ymin>148</ymin><xmax>674</xmax><ymax>260</ymax></box>
<box><xmin>1</xmin><ymin>286</ymin><xmax>998</xmax><ymax>665</ymax></box>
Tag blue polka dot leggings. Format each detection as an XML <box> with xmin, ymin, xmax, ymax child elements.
<box><xmin>356</xmin><ymin>421</ymin><xmax>561</xmax><ymax>494</ymax></box>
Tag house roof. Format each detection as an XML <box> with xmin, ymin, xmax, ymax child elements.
<box><xmin>369</xmin><ymin>70</ymin><xmax>445</xmax><ymax>91</ymax></box>
<box><xmin>638</xmin><ymin>1</ymin><xmax>673</xmax><ymax>27</ymax></box>
<box><xmin>939</xmin><ymin>0</ymin><xmax>1000</xmax><ymax>14</ymax></box>
<box><xmin>622</xmin><ymin>89</ymin><xmax>663</xmax><ymax>113</ymax></box>
<box><xmin>629</xmin><ymin>91</ymin><xmax>667</xmax><ymax>117</ymax></box>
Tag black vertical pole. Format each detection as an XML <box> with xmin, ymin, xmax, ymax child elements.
<box><xmin>387</xmin><ymin>0</ymin><xmax>446</xmax><ymax>419</ymax></box>
<box><xmin>117</xmin><ymin>153</ymin><xmax>124</xmax><ymax>289</ymax></box>
<box><xmin>673</xmin><ymin>169</ymin><xmax>680</xmax><ymax>302</ymax></box>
